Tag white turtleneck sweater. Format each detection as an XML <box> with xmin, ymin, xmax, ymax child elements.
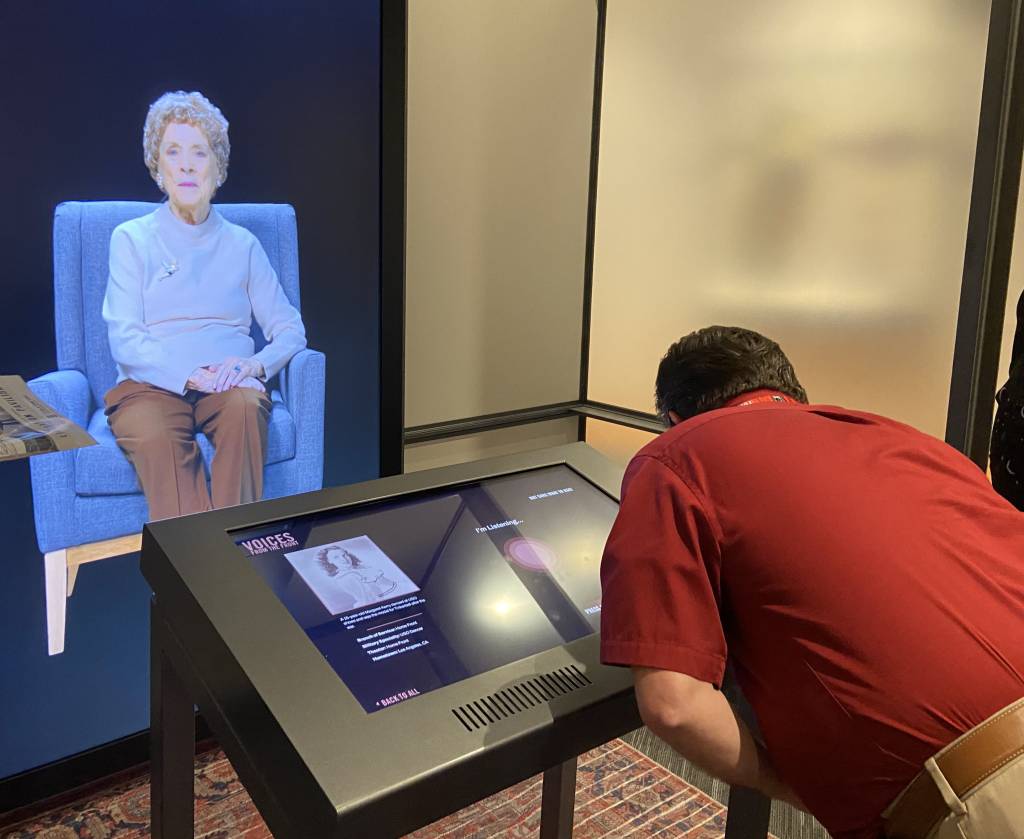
<box><xmin>102</xmin><ymin>203</ymin><xmax>307</xmax><ymax>395</ymax></box>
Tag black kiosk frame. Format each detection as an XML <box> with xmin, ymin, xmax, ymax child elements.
<box><xmin>143</xmin><ymin>442</ymin><xmax>644</xmax><ymax>838</ymax></box>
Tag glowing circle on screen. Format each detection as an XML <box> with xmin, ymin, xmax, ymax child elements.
<box><xmin>504</xmin><ymin>537</ymin><xmax>557</xmax><ymax>572</ymax></box>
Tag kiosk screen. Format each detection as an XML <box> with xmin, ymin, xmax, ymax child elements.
<box><xmin>232</xmin><ymin>465</ymin><xmax>618</xmax><ymax>712</ymax></box>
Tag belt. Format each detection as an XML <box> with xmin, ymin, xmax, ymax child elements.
<box><xmin>884</xmin><ymin>697</ymin><xmax>1024</xmax><ymax>839</ymax></box>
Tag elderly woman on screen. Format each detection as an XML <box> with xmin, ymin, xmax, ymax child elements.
<box><xmin>101</xmin><ymin>90</ymin><xmax>306</xmax><ymax>521</ymax></box>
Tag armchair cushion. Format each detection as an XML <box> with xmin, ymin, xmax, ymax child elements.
<box><xmin>27</xmin><ymin>370</ymin><xmax>91</xmax><ymax>428</ymax></box>
<box><xmin>74</xmin><ymin>392</ymin><xmax>296</xmax><ymax>496</ymax></box>
<box><xmin>280</xmin><ymin>348</ymin><xmax>326</xmax><ymax>490</ymax></box>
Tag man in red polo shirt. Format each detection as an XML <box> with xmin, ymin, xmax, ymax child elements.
<box><xmin>600</xmin><ymin>326</ymin><xmax>1024</xmax><ymax>839</ymax></box>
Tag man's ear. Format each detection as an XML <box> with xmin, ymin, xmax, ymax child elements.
<box><xmin>668</xmin><ymin>410</ymin><xmax>683</xmax><ymax>426</ymax></box>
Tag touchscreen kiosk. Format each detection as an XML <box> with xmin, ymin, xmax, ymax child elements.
<box><xmin>232</xmin><ymin>465</ymin><xmax>615</xmax><ymax>714</ymax></box>
<box><xmin>142</xmin><ymin>444</ymin><xmax>644</xmax><ymax>839</ymax></box>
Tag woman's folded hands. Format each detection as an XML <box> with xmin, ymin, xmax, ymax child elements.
<box><xmin>187</xmin><ymin>362</ymin><xmax>265</xmax><ymax>394</ymax></box>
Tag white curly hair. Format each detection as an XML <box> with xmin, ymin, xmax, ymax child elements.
<box><xmin>143</xmin><ymin>90</ymin><xmax>230</xmax><ymax>191</ymax></box>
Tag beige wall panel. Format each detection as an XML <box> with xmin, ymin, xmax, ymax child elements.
<box><xmin>403</xmin><ymin>418</ymin><xmax>579</xmax><ymax>473</ymax></box>
<box><xmin>589</xmin><ymin>1</ymin><xmax>989</xmax><ymax>437</ymax></box>
<box><xmin>585</xmin><ymin>421</ymin><xmax>658</xmax><ymax>468</ymax></box>
<box><xmin>406</xmin><ymin>1</ymin><xmax>596</xmax><ymax>426</ymax></box>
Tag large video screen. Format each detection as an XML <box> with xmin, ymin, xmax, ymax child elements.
<box><xmin>1</xmin><ymin>1</ymin><xmax>382</xmax><ymax>783</ymax></box>
<box><xmin>232</xmin><ymin>465</ymin><xmax>617</xmax><ymax>713</ymax></box>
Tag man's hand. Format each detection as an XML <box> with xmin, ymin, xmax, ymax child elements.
<box><xmin>633</xmin><ymin>668</ymin><xmax>807</xmax><ymax>811</ymax></box>
<box><xmin>209</xmin><ymin>357</ymin><xmax>265</xmax><ymax>392</ymax></box>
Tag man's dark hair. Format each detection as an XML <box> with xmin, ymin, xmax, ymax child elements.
<box><xmin>655</xmin><ymin>326</ymin><xmax>808</xmax><ymax>423</ymax></box>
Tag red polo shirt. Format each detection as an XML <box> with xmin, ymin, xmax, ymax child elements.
<box><xmin>600</xmin><ymin>391</ymin><xmax>1024</xmax><ymax>838</ymax></box>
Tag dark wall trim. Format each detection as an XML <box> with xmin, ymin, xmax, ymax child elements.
<box><xmin>578</xmin><ymin>0</ymin><xmax>608</xmax><ymax>443</ymax></box>
<box><xmin>380</xmin><ymin>0</ymin><xmax>408</xmax><ymax>477</ymax></box>
<box><xmin>945</xmin><ymin>0</ymin><xmax>1024</xmax><ymax>468</ymax></box>
<box><xmin>404</xmin><ymin>403</ymin><xmax>580</xmax><ymax>445</ymax></box>
<box><xmin>404</xmin><ymin>400</ymin><xmax>662</xmax><ymax>446</ymax></box>
<box><xmin>0</xmin><ymin>730</ymin><xmax>148</xmax><ymax>822</ymax></box>
<box><xmin>574</xmin><ymin>400</ymin><xmax>664</xmax><ymax>435</ymax></box>
<box><xmin>0</xmin><ymin>717</ymin><xmax>214</xmax><ymax>824</ymax></box>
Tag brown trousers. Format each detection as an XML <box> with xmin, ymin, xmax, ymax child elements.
<box><xmin>104</xmin><ymin>380</ymin><xmax>271</xmax><ymax>521</ymax></box>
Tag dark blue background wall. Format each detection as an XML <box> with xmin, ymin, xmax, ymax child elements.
<box><xmin>0</xmin><ymin>0</ymin><xmax>381</xmax><ymax>779</ymax></box>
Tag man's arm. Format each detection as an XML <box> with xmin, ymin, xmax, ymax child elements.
<box><xmin>633</xmin><ymin>667</ymin><xmax>806</xmax><ymax>810</ymax></box>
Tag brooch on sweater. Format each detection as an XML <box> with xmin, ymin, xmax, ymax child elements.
<box><xmin>159</xmin><ymin>259</ymin><xmax>179</xmax><ymax>280</ymax></box>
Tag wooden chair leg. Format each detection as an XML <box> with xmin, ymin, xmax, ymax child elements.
<box><xmin>44</xmin><ymin>549</ymin><xmax>68</xmax><ymax>656</ymax></box>
<box><xmin>42</xmin><ymin>534</ymin><xmax>143</xmax><ymax>656</ymax></box>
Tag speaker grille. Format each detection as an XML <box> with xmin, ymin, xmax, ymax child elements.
<box><xmin>451</xmin><ymin>666</ymin><xmax>593</xmax><ymax>731</ymax></box>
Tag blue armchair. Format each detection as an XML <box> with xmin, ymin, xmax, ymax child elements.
<box><xmin>28</xmin><ymin>201</ymin><xmax>325</xmax><ymax>655</ymax></box>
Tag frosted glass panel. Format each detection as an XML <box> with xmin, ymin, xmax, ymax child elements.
<box><xmin>405</xmin><ymin>1</ymin><xmax>596</xmax><ymax>426</ymax></box>
<box><xmin>403</xmin><ymin>419</ymin><xmax>579</xmax><ymax>473</ymax></box>
<box><xmin>585</xmin><ymin>421</ymin><xmax>658</xmax><ymax>468</ymax></box>
<box><xmin>589</xmin><ymin>1</ymin><xmax>990</xmax><ymax>437</ymax></box>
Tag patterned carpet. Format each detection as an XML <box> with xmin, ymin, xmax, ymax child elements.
<box><xmin>3</xmin><ymin>739</ymin><xmax>772</xmax><ymax>838</ymax></box>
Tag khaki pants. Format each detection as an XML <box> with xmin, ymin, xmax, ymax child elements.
<box><xmin>884</xmin><ymin>698</ymin><xmax>1024</xmax><ymax>839</ymax></box>
<box><xmin>104</xmin><ymin>380</ymin><xmax>270</xmax><ymax>521</ymax></box>
<box><xmin>924</xmin><ymin>752</ymin><xmax>1024</xmax><ymax>839</ymax></box>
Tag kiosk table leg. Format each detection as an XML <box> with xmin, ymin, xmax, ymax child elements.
<box><xmin>721</xmin><ymin>667</ymin><xmax>771</xmax><ymax>838</ymax></box>
<box><xmin>724</xmin><ymin>785</ymin><xmax>771</xmax><ymax>839</ymax></box>
<box><xmin>151</xmin><ymin>600</ymin><xmax>196</xmax><ymax>839</ymax></box>
<box><xmin>539</xmin><ymin>756</ymin><xmax>577</xmax><ymax>839</ymax></box>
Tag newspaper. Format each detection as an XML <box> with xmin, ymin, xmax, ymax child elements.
<box><xmin>0</xmin><ymin>375</ymin><xmax>96</xmax><ymax>462</ymax></box>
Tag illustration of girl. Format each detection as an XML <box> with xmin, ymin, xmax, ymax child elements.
<box><xmin>315</xmin><ymin>544</ymin><xmax>398</xmax><ymax>608</ymax></box>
